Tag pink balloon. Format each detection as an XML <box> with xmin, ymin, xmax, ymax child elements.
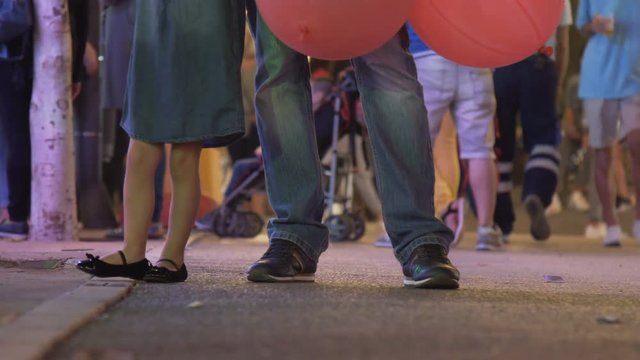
<box><xmin>409</xmin><ymin>0</ymin><xmax>564</xmax><ymax>68</ymax></box>
<box><xmin>256</xmin><ymin>0</ymin><xmax>416</xmax><ymax>60</ymax></box>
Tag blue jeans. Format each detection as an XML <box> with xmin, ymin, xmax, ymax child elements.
<box><xmin>248</xmin><ymin>7</ymin><xmax>453</xmax><ymax>264</ymax></box>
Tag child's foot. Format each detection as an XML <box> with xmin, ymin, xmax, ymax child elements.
<box><xmin>76</xmin><ymin>250</ymin><xmax>150</xmax><ymax>280</ymax></box>
<box><xmin>143</xmin><ymin>259</ymin><xmax>188</xmax><ymax>283</ymax></box>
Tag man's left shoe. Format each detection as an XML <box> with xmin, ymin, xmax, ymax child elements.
<box><xmin>402</xmin><ymin>245</ymin><xmax>460</xmax><ymax>289</ymax></box>
<box><xmin>0</xmin><ymin>221</ymin><xmax>28</xmax><ymax>241</ymax></box>
<box><xmin>524</xmin><ymin>195</ymin><xmax>550</xmax><ymax>241</ymax></box>
<box><xmin>247</xmin><ymin>239</ymin><xmax>317</xmax><ymax>282</ymax></box>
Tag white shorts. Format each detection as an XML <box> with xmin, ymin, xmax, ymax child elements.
<box><xmin>415</xmin><ymin>55</ymin><xmax>496</xmax><ymax>159</ymax></box>
<box><xmin>583</xmin><ymin>95</ymin><xmax>640</xmax><ymax>149</ymax></box>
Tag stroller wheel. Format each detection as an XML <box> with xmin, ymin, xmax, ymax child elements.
<box><xmin>326</xmin><ymin>214</ymin><xmax>353</xmax><ymax>242</ymax></box>
<box><xmin>212</xmin><ymin>209</ymin><xmax>236</xmax><ymax>237</ymax></box>
<box><xmin>348</xmin><ymin>213</ymin><xmax>366</xmax><ymax>241</ymax></box>
<box><xmin>242</xmin><ymin>212</ymin><xmax>264</xmax><ymax>238</ymax></box>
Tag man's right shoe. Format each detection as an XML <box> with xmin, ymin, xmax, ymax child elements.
<box><xmin>402</xmin><ymin>245</ymin><xmax>460</xmax><ymax>289</ymax></box>
<box><xmin>524</xmin><ymin>195</ymin><xmax>550</xmax><ymax>241</ymax></box>
<box><xmin>0</xmin><ymin>221</ymin><xmax>29</xmax><ymax>241</ymax></box>
<box><xmin>247</xmin><ymin>239</ymin><xmax>317</xmax><ymax>282</ymax></box>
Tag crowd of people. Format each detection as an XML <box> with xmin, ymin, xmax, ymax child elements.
<box><xmin>0</xmin><ymin>0</ymin><xmax>638</xmax><ymax>288</ymax></box>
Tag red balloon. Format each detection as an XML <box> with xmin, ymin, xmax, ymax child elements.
<box><xmin>256</xmin><ymin>0</ymin><xmax>416</xmax><ymax>60</ymax></box>
<box><xmin>409</xmin><ymin>0</ymin><xmax>564</xmax><ymax>68</ymax></box>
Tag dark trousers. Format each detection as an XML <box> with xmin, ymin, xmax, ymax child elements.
<box><xmin>493</xmin><ymin>55</ymin><xmax>560</xmax><ymax>235</ymax></box>
<box><xmin>0</xmin><ymin>62</ymin><xmax>32</xmax><ymax>222</ymax></box>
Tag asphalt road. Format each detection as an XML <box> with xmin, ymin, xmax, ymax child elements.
<box><xmin>45</xmin><ymin>232</ymin><xmax>640</xmax><ymax>360</ymax></box>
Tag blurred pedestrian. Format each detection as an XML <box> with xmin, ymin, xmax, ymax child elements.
<box><xmin>576</xmin><ymin>0</ymin><xmax>640</xmax><ymax>246</ymax></box>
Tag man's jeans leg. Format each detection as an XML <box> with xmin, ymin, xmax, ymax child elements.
<box><xmin>352</xmin><ymin>35</ymin><xmax>453</xmax><ymax>264</ymax></box>
<box><xmin>248</xmin><ymin>8</ymin><xmax>328</xmax><ymax>262</ymax></box>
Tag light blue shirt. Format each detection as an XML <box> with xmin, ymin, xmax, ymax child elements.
<box><xmin>576</xmin><ymin>0</ymin><xmax>640</xmax><ymax>99</ymax></box>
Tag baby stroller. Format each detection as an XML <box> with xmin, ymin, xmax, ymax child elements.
<box><xmin>322</xmin><ymin>69</ymin><xmax>368</xmax><ymax>242</ymax></box>
<box><xmin>200</xmin><ymin>159</ymin><xmax>266</xmax><ymax>238</ymax></box>
<box><xmin>195</xmin><ymin>69</ymin><xmax>368</xmax><ymax>241</ymax></box>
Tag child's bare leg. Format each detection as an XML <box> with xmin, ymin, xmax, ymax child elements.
<box><xmin>157</xmin><ymin>142</ymin><xmax>203</xmax><ymax>269</ymax></box>
<box><xmin>101</xmin><ymin>140</ymin><xmax>164</xmax><ymax>264</ymax></box>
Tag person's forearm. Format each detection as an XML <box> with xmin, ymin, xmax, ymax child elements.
<box><xmin>580</xmin><ymin>23</ymin><xmax>593</xmax><ymax>37</ymax></box>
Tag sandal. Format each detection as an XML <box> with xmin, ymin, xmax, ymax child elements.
<box><xmin>441</xmin><ymin>198</ymin><xmax>465</xmax><ymax>248</ymax></box>
<box><xmin>143</xmin><ymin>258</ymin><xmax>188</xmax><ymax>283</ymax></box>
<box><xmin>76</xmin><ymin>251</ymin><xmax>150</xmax><ymax>280</ymax></box>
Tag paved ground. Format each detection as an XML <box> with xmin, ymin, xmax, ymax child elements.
<box><xmin>1</xmin><ymin>203</ymin><xmax>639</xmax><ymax>360</ymax></box>
<box><xmin>37</xmin><ymin>232</ymin><xmax>639</xmax><ymax>360</ymax></box>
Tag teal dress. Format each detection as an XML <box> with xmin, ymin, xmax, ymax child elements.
<box><xmin>122</xmin><ymin>0</ymin><xmax>246</xmax><ymax>146</ymax></box>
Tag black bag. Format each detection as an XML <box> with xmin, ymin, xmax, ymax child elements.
<box><xmin>0</xmin><ymin>0</ymin><xmax>33</xmax><ymax>43</ymax></box>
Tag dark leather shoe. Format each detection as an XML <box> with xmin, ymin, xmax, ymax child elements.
<box><xmin>247</xmin><ymin>240</ymin><xmax>316</xmax><ymax>282</ymax></box>
<box><xmin>76</xmin><ymin>251</ymin><xmax>150</xmax><ymax>280</ymax></box>
<box><xmin>402</xmin><ymin>245</ymin><xmax>460</xmax><ymax>289</ymax></box>
<box><xmin>143</xmin><ymin>259</ymin><xmax>188</xmax><ymax>283</ymax></box>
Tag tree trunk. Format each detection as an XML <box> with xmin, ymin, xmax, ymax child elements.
<box><xmin>29</xmin><ymin>0</ymin><xmax>78</xmax><ymax>241</ymax></box>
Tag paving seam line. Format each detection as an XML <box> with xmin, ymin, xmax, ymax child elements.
<box><xmin>0</xmin><ymin>277</ymin><xmax>136</xmax><ymax>360</ymax></box>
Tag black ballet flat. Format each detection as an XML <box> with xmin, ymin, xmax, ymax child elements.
<box><xmin>143</xmin><ymin>258</ymin><xmax>188</xmax><ymax>283</ymax></box>
<box><xmin>76</xmin><ymin>251</ymin><xmax>150</xmax><ymax>280</ymax></box>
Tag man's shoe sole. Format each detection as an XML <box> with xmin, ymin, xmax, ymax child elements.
<box><xmin>525</xmin><ymin>197</ymin><xmax>550</xmax><ymax>241</ymax></box>
<box><xmin>247</xmin><ymin>270</ymin><xmax>315</xmax><ymax>283</ymax></box>
<box><xmin>403</xmin><ymin>274</ymin><xmax>459</xmax><ymax>289</ymax></box>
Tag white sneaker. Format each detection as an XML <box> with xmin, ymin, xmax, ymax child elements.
<box><xmin>476</xmin><ymin>225</ymin><xmax>503</xmax><ymax>251</ymax></box>
<box><xmin>584</xmin><ymin>222</ymin><xmax>607</xmax><ymax>239</ymax></box>
<box><xmin>501</xmin><ymin>233</ymin><xmax>510</xmax><ymax>244</ymax></box>
<box><xmin>603</xmin><ymin>225</ymin><xmax>624</xmax><ymax>247</ymax></box>
<box><xmin>374</xmin><ymin>233</ymin><xmax>392</xmax><ymax>248</ymax></box>
<box><xmin>633</xmin><ymin>220</ymin><xmax>640</xmax><ymax>243</ymax></box>
<box><xmin>568</xmin><ymin>191</ymin><xmax>590</xmax><ymax>212</ymax></box>
<box><xmin>545</xmin><ymin>193</ymin><xmax>563</xmax><ymax>215</ymax></box>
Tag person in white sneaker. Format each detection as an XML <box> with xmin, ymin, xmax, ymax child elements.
<box><xmin>577</xmin><ymin>0</ymin><xmax>640</xmax><ymax>247</ymax></box>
